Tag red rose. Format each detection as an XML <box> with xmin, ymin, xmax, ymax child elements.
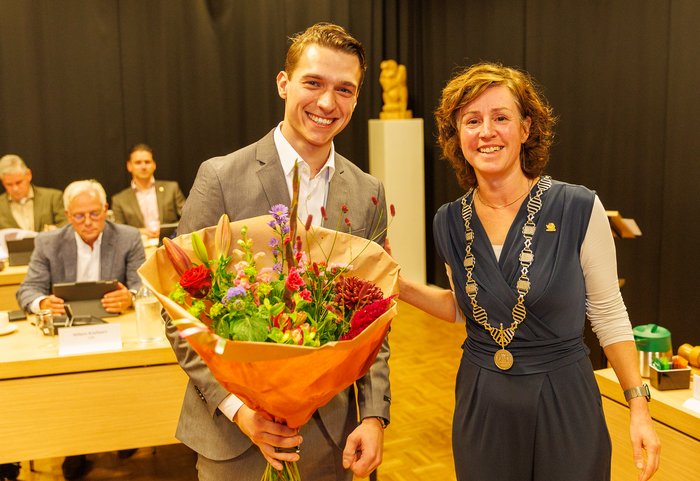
<box><xmin>180</xmin><ymin>265</ymin><xmax>212</xmax><ymax>298</ymax></box>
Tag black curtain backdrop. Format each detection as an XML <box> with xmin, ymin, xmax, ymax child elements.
<box><xmin>1</xmin><ymin>0</ymin><xmax>697</xmax><ymax>356</ymax></box>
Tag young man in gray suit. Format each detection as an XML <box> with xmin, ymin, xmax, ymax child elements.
<box><xmin>170</xmin><ymin>23</ymin><xmax>390</xmax><ymax>481</ymax></box>
<box><xmin>0</xmin><ymin>154</ymin><xmax>66</xmax><ymax>231</ymax></box>
<box><xmin>111</xmin><ymin>143</ymin><xmax>186</xmax><ymax>239</ymax></box>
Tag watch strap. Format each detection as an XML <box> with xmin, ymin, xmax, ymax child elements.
<box><xmin>623</xmin><ymin>384</ymin><xmax>651</xmax><ymax>402</ymax></box>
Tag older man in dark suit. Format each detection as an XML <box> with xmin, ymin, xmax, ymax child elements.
<box><xmin>16</xmin><ymin>179</ymin><xmax>145</xmax><ymax>479</ymax></box>
<box><xmin>0</xmin><ymin>154</ymin><xmax>66</xmax><ymax>231</ymax></box>
<box><xmin>169</xmin><ymin>23</ymin><xmax>389</xmax><ymax>481</ymax></box>
<box><xmin>111</xmin><ymin>143</ymin><xmax>186</xmax><ymax>239</ymax></box>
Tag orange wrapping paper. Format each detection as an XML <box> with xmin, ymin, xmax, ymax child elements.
<box><xmin>138</xmin><ymin>215</ymin><xmax>399</xmax><ymax>428</ymax></box>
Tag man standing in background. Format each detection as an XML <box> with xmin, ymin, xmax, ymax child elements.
<box><xmin>111</xmin><ymin>143</ymin><xmax>186</xmax><ymax>239</ymax></box>
<box><xmin>0</xmin><ymin>154</ymin><xmax>66</xmax><ymax>231</ymax></box>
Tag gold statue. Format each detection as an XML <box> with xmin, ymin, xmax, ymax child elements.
<box><xmin>379</xmin><ymin>59</ymin><xmax>412</xmax><ymax>119</ymax></box>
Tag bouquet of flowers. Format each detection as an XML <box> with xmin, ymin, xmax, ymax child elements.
<box><xmin>138</xmin><ymin>196</ymin><xmax>398</xmax><ymax>481</ymax></box>
<box><xmin>167</xmin><ymin>206</ymin><xmax>395</xmax><ymax>347</ymax></box>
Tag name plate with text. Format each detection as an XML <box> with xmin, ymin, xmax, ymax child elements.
<box><xmin>58</xmin><ymin>323</ymin><xmax>122</xmax><ymax>356</ymax></box>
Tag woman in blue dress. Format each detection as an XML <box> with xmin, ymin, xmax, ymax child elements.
<box><xmin>395</xmin><ymin>63</ymin><xmax>660</xmax><ymax>480</ymax></box>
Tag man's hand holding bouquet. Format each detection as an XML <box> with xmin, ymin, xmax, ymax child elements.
<box><xmin>138</xmin><ymin>167</ymin><xmax>397</xmax><ymax>481</ymax></box>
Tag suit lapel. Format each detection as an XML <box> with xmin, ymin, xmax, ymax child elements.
<box><xmin>0</xmin><ymin>194</ymin><xmax>19</xmax><ymax>229</ymax></box>
<box><xmin>60</xmin><ymin>227</ymin><xmax>78</xmax><ymax>282</ymax></box>
<box><xmin>155</xmin><ymin>181</ymin><xmax>166</xmax><ymax>221</ymax></box>
<box><xmin>32</xmin><ymin>188</ymin><xmax>45</xmax><ymax>231</ymax></box>
<box><xmin>325</xmin><ymin>157</ymin><xmax>350</xmax><ymax>230</ymax></box>
<box><xmin>256</xmin><ymin>132</ymin><xmax>291</xmax><ymax>210</ymax></box>
<box><xmin>126</xmin><ymin>190</ymin><xmax>145</xmax><ymax>226</ymax></box>
<box><xmin>99</xmin><ymin>223</ymin><xmax>116</xmax><ymax>279</ymax></box>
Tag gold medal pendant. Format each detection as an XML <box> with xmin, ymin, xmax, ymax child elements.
<box><xmin>494</xmin><ymin>349</ymin><xmax>514</xmax><ymax>370</ymax></box>
<box><xmin>462</xmin><ymin>177</ymin><xmax>552</xmax><ymax>375</ymax></box>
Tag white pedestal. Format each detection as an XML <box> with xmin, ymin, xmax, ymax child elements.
<box><xmin>368</xmin><ymin>118</ymin><xmax>426</xmax><ymax>284</ymax></box>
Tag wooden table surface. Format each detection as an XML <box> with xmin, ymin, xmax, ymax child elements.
<box><xmin>595</xmin><ymin>367</ymin><xmax>699</xmax><ymax>439</ymax></box>
<box><xmin>595</xmin><ymin>367</ymin><xmax>699</xmax><ymax>481</ymax></box>
<box><xmin>0</xmin><ymin>264</ymin><xmax>27</xmax><ymax>310</ymax></box>
<box><xmin>0</xmin><ymin>311</ymin><xmax>188</xmax><ymax>462</ymax></box>
<box><xmin>0</xmin><ymin>311</ymin><xmax>178</xmax><ymax>378</ymax></box>
<box><xmin>0</xmin><ymin>264</ymin><xmax>28</xmax><ymax>286</ymax></box>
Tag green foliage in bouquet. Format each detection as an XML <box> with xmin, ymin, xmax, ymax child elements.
<box><xmin>165</xmin><ymin>196</ymin><xmax>394</xmax><ymax>347</ymax></box>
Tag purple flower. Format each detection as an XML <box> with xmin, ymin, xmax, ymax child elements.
<box><xmin>269</xmin><ymin>237</ymin><xmax>281</xmax><ymax>257</ymax></box>
<box><xmin>273</xmin><ymin>261</ymin><xmax>283</xmax><ymax>274</ymax></box>
<box><xmin>223</xmin><ymin>286</ymin><xmax>246</xmax><ymax>303</ymax></box>
<box><xmin>269</xmin><ymin>204</ymin><xmax>289</xmax><ymax>225</ymax></box>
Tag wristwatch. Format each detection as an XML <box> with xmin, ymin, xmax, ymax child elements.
<box><xmin>623</xmin><ymin>384</ymin><xmax>651</xmax><ymax>403</ymax></box>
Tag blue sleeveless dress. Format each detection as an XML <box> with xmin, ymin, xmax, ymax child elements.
<box><xmin>433</xmin><ymin>180</ymin><xmax>611</xmax><ymax>481</ymax></box>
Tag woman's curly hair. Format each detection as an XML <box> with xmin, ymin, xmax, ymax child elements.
<box><xmin>434</xmin><ymin>62</ymin><xmax>556</xmax><ymax>189</ymax></box>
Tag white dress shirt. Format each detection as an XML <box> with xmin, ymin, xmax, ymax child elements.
<box><xmin>274</xmin><ymin>124</ymin><xmax>335</xmax><ymax>226</ymax></box>
<box><xmin>132</xmin><ymin>178</ymin><xmax>160</xmax><ymax>229</ymax></box>
<box><xmin>75</xmin><ymin>231</ymin><xmax>102</xmax><ymax>282</ymax></box>
<box><xmin>9</xmin><ymin>186</ymin><xmax>35</xmax><ymax>231</ymax></box>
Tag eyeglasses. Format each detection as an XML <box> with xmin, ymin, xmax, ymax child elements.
<box><xmin>70</xmin><ymin>210</ymin><xmax>104</xmax><ymax>222</ymax></box>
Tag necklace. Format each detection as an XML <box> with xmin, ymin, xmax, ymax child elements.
<box><xmin>475</xmin><ymin>180</ymin><xmax>532</xmax><ymax>209</ymax></box>
<box><xmin>461</xmin><ymin>176</ymin><xmax>552</xmax><ymax>370</ymax></box>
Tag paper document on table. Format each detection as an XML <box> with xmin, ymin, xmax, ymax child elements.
<box><xmin>58</xmin><ymin>323</ymin><xmax>122</xmax><ymax>356</ymax></box>
<box><xmin>682</xmin><ymin>397</ymin><xmax>700</xmax><ymax>415</ymax></box>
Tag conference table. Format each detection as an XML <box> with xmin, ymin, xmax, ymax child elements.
<box><xmin>0</xmin><ymin>264</ymin><xmax>27</xmax><ymax>311</ymax></box>
<box><xmin>0</xmin><ymin>311</ymin><xmax>188</xmax><ymax>463</ymax></box>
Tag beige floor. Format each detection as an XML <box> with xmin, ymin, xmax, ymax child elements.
<box><xmin>14</xmin><ymin>301</ymin><xmax>462</xmax><ymax>481</ymax></box>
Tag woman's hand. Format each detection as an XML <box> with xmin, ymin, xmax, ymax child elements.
<box><xmin>629</xmin><ymin>398</ymin><xmax>660</xmax><ymax>481</ymax></box>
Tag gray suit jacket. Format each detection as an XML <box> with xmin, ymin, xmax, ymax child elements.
<box><xmin>111</xmin><ymin>180</ymin><xmax>186</xmax><ymax>228</ymax></box>
<box><xmin>16</xmin><ymin>221</ymin><xmax>145</xmax><ymax>311</ymax></box>
<box><xmin>170</xmin><ymin>129</ymin><xmax>391</xmax><ymax>461</ymax></box>
<box><xmin>0</xmin><ymin>185</ymin><xmax>67</xmax><ymax>231</ymax></box>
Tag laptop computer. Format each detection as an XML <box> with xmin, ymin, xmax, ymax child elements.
<box><xmin>6</xmin><ymin>237</ymin><xmax>35</xmax><ymax>266</ymax></box>
<box><xmin>52</xmin><ymin>280</ymin><xmax>120</xmax><ymax>318</ymax></box>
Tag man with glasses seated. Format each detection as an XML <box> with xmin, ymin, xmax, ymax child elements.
<box><xmin>15</xmin><ymin>179</ymin><xmax>145</xmax><ymax>480</ymax></box>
